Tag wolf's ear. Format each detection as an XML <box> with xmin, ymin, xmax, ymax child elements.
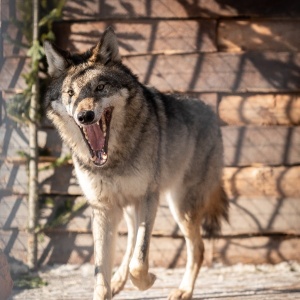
<box><xmin>90</xmin><ymin>27</ymin><xmax>121</xmax><ymax>64</ymax></box>
<box><xmin>44</xmin><ymin>41</ymin><xmax>69</xmax><ymax>77</ymax></box>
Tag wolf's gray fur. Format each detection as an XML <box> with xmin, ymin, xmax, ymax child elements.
<box><xmin>44</xmin><ymin>27</ymin><xmax>228</xmax><ymax>300</ymax></box>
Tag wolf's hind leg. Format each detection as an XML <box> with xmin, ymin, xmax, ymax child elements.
<box><xmin>111</xmin><ymin>205</ymin><xmax>137</xmax><ymax>296</ymax></box>
<box><xmin>167</xmin><ymin>194</ymin><xmax>204</xmax><ymax>300</ymax></box>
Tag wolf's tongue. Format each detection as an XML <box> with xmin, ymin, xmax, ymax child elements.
<box><xmin>85</xmin><ymin>123</ymin><xmax>105</xmax><ymax>151</ymax></box>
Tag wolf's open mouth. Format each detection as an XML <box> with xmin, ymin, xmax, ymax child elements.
<box><xmin>79</xmin><ymin>107</ymin><xmax>113</xmax><ymax>166</ymax></box>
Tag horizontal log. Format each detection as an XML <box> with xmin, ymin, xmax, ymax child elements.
<box><xmin>122</xmin><ymin>52</ymin><xmax>300</xmax><ymax>93</ymax></box>
<box><xmin>1</xmin><ymin>229</ymin><xmax>299</xmax><ymax>267</ymax></box>
<box><xmin>0</xmin><ymin>119</ymin><xmax>70</xmax><ymax>159</ymax></box>
<box><xmin>2</xmin><ymin>192</ymin><xmax>300</xmax><ymax>237</ymax></box>
<box><xmin>222</xmin><ymin>126</ymin><xmax>300</xmax><ymax>166</ymax></box>
<box><xmin>213</xmin><ymin>236</ymin><xmax>300</xmax><ymax>265</ymax></box>
<box><xmin>2</xmin><ymin>52</ymin><xmax>300</xmax><ymax>93</ymax></box>
<box><xmin>1</xmin><ymin>158</ymin><xmax>300</xmax><ymax>196</ymax></box>
<box><xmin>1</xmin><ymin>22</ymin><xmax>28</xmax><ymax>57</ymax></box>
<box><xmin>154</xmin><ymin>196</ymin><xmax>300</xmax><ymax>236</ymax></box>
<box><xmin>218</xmin><ymin>20</ymin><xmax>300</xmax><ymax>52</ymax></box>
<box><xmin>0</xmin><ymin>160</ymin><xmax>80</xmax><ymax>195</ymax></box>
<box><xmin>0</xmin><ymin>195</ymin><xmax>28</xmax><ymax>230</ymax></box>
<box><xmin>0</xmin><ymin>229</ymin><xmax>203</xmax><ymax>267</ymax></box>
<box><xmin>0</xmin><ymin>161</ymin><xmax>28</xmax><ymax>194</ymax></box>
<box><xmin>54</xmin><ymin>20</ymin><xmax>217</xmax><ymax>55</ymax></box>
<box><xmin>40</xmin><ymin>196</ymin><xmax>300</xmax><ymax>236</ymax></box>
<box><xmin>1</xmin><ymin>0</ymin><xmax>16</xmax><ymax>21</ymax></box>
<box><xmin>219</xmin><ymin>94</ymin><xmax>300</xmax><ymax>125</ymax></box>
<box><xmin>224</xmin><ymin>166</ymin><xmax>300</xmax><ymax>198</ymax></box>
<box><xmin>0</xmin><ymin>57</ymin><xmax>28</xmax><ymax>90</ymax></box>
<box><xmin>222</xmin><ymin>197</ymin><xmax>300</xmax><ymax>235</ymax></box>
<box><xmin>61</xmin><ymin>0</ymin><xmax>300</xmax><ymax>20</ymax></box>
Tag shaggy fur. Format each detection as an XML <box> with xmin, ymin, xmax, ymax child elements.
<box><xmin>44</xmin><ymin>27</ymin><xmax>228</xmax><ymax>300</ymax></box>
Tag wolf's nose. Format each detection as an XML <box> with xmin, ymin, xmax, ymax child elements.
<box><xmin>77</xmin><ymin>110</ymin><xmax>95</xmax><ymax>124</ymax></box>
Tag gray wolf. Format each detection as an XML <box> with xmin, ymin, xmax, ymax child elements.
<box><xmin>44</xmin><ymin>27</ymin><xmax>228</xmax><ymax>300</ymax></box>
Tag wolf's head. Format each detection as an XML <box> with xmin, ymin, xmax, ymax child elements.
<box><xmin>44</xmin><ymin>27</ymin><xmax>141</xmax><ymax>167</ymax></box>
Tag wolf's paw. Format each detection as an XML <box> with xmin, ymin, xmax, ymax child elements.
<box><xmin>111</xmin><ymin>280</ymin><xmax>125</xmax><ymax>296</ymax></box>
<box><xmin>93</xmin><ymin>285</ymin><xmax>111</xmax><ymax>300</ymax></box>
<box><xmin>111</xmin><ymin>271</ymin><xmax>127</xmax><ymax>296</ymax></box>
<box><xmin>168</xmin><ymin>289</ymin><xmax>192</xmax><ymax>300</ymax></box>
<box><xmin>129</xmin><ymin>271</ymin><xmax>156</xmax><ymax>291</ymax></box>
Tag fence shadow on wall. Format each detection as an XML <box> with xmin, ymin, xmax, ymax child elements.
<box><xmin>1</xmin><ymin>0</ymin><xmax>300</xmax><ymax>266</ymax></box>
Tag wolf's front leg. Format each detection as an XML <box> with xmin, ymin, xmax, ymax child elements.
<box><xmin>92</xmin><ymin>206</ymin><xmax>121</xmax><ymax>300</ymax></box>
<box><xmin>129</xmin><ymin>191</ymin><xmax>159</xmax><ymax>290</ymax></box>
<box><xmin>111</xmin><ymin>205</ymin><xmax>138</xmax><ymax>296</ymax></box>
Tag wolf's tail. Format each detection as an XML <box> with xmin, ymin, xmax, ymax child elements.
<box><xmin>202</xmin><ymin>185</ymin><xmax>229</xmax><ymax>238</ymax></box>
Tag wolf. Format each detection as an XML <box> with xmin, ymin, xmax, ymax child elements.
<box><xmin>44</xmin><ymin>27</ymin><xmax>228</xmax><ymax>300</ymax></box>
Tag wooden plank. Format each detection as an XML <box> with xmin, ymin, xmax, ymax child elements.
<box><xmin>157</xmin><ymin>197</ymin><xmax>300</xmax><ymax>236</ymax></box>
<box><xmin>4</xmin><ymin>109</ymin><xmax>300</xmax><ymax>169</ymax></box>
<box><xmin>122</xmin><ymin>52</ymin><xmax>300</xmax><ymax>93</ymax></box>
<box><xmin>0</xmin><ymin>119</ymin><xmax>70</xmax><ymax>159</ymax></box>
<box><xmin>222</xmin><ymin>126</ymin><xmax>300</xmax><ymax>166</ymax></box>
<box><xmin>0</xmin><ymin>229</ymin><xmax>27</xmax><ymax>263</ymax></box>
<box><xmin>54</xmin><ymin>20</ymin><xmax>217</xmax><ymax>55</ymax></box>
<box><xmin>0</xmin><ymin>160</ymin><xmax>28</xmax><ymax>194</ymax></box>
<box><xmin>214</xmin><ymin>236</ymin><xmax>300</xmax><ymax>265</ymax></box>
<box><xmin>0</xmin><ymin>57</ymin><xmax>28</xmax><ymax>90</ymax></box>
<box><xmin>222</xmin><ymin>197</ymin><xmax>300</xmax><ymax>235</ymax></box>
<box><xmin>39</xmin><ymin>196</ymin><xmax>300</xmax><ymax>236</ymax></box>
<box><xmin>219</xmin><ymin>94</ymin><xmax>300</xmax><ymax>125</ymax></box>
<box><xmin>0</xmin><ymin>119</ymin><xmax>29</xmax><ymax>158</ymax></box>
<box><xmin>38</xmin><ymin>163</ymin><xmax>81</xmax><ymax>195</ymax></box>
<box><xmin>1</xmin><ymin>22</ymin><xmax>28</xmax><ymax>57</ymax></box>
<box><xmin>2</xmin><ymin>162</ymin><xmax>299</xmax><ymax>197</ymax></box>
<box><xmin>224</xmin><ymin>166</ymin><xmax>300</xmax><ymax>198</ymax></box>
<box><xmin>219</xmin><ymin>20</ymin><xmax>300</xmax><ymax>52</ymax></box>
<box><xmin>62</xmin><ymin>0</ymin><xmax>300</xmax><ymax>20</ymax></box>
<box><xmin>3</xmin><ymin>53</ymin><xmax>300</xmax><ymax>94</ymax></box>
<box><xmin>38</xmin><ymin>165</ymin><xmax>300</xmax><ymax>197</ymax></box>
<box><xmin>0</xmin><ymin>160</ymin><xmax>80</xmax><ymax>195</ymax></box>
<box><xmin>0</xmin><ymin>194</ymin><xmax>28</xmax><ymax>230</ymax></box>
<box><xmin>2</xmin><ymin>229</ymin><xmax>299</xmax><ymax>267</ymax></box>
<box><xmin>1</xmin><ymin>0</ymin><xmax>17</xmax><ymax>21</ymax></box>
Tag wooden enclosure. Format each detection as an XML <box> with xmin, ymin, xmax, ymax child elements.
<box><xmin>1</xmin><ymin>0</ymin><xmax>300</xmax><ymax>268</ymax></box>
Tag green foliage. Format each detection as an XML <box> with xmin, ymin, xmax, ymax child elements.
<box><xmin>37</xmin><ymin>197</ymin><xmax>87</xmax><ymax>232</ymax></box>
<box><xmin>38</xmin><ymin>154</ymin><xmax>72</xmax><ymax>171</ymax></box>
<box><xmin>13</xmin><ymin>274</ymin><xmax>48</xmax><ymax>289</ymax></box>
<box><xmin>49</xmin><ymin>199</ymin><xmax>87</xmax><ymax>228</ymax></box>
<box><xmin>6</xmin><ymin>93</ymin><xmax>30</xmax><ymax>123</ymax></box>
<box><xmin>7</xmin><ymin>0</ymin><xmax>66</xmax><ymax>124</ymax></box>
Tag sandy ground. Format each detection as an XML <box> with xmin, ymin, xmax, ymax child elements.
<box><xmin>8</xmin><ymin>261</ymin><xmax>300</xmax><ymax>300</ymax></box>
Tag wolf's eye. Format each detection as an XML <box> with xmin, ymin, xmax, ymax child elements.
<box><xmin>68</xmin><ymin>89</ymin><xmax>74</xmax><ymax>97</ymax></box>
<box><xmin>96</xmin><ymin>83</ymin><xmax>105</xmax><ymax>92</ymax></box>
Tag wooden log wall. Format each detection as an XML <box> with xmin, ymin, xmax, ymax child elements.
<box><xmin>1</xmin><ymin>0</ymin><xmax>300</xmax><ymax>268</ymax></box>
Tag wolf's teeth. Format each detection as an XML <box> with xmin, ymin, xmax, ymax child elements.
<box><xmin>83</xmin><ymin>128</ymin><xmax>88</xmax><ymax>139</ymax></box>
<box><xmin>91</xmin><ymin>156</ymin><xmax>97</xmax><ymax>162</ymax></box>
<box><xmin>102</xmin><ymin>114</ymin><xmax>106</xmax><ymax>132</ymax></box>
<box><xmin>83</xmin><ymin>127</ymin><xmax>91</xmax><ymax>145</ymax></box>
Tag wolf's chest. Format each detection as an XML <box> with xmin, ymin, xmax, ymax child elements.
<box><xmin>74</xmin><ymin>163</ymin><xmax>150</xmax><ymax>208</ymax></box>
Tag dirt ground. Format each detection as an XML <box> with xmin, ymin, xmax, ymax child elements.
<box><xmin>8</xmin><ymin>261</ymin><xmax>300</xmax><ymax>300</ymax></box>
